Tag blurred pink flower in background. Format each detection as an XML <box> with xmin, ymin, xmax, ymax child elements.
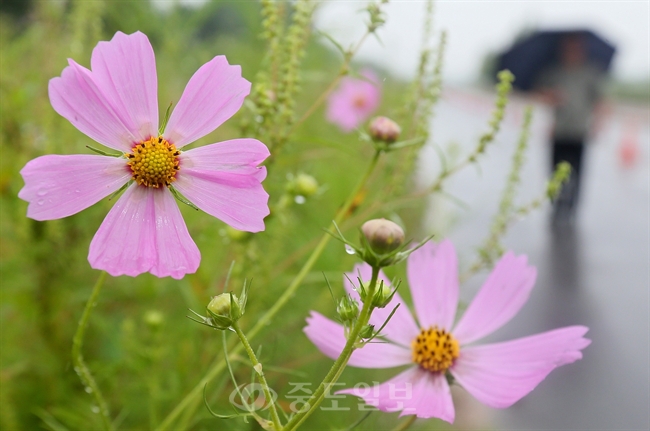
<box><xmin>326</xmin><ymin>69</ymin><xmax>381</xmax><ymax>132</ymax></box>
<box><xmin>19</xmin><ymin>31</ymin><xmax>270</xmax><ymax>279</ymax></box>
<box><xmin>304</xmin><ymin>240</ymin><xmax>590</xmax><ymax>422</ymax></box>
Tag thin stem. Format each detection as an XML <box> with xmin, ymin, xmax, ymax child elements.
<box><xmin>392</xmin><ymin>415</ymin><xmax>416</xmax><ymax>431</ymax></box>
<box><xmin>290</xmin><ymin>31</ymin><xmax>371</xmax><ymax>132</ymax></box>
<box><xmin>283</xmin><ymin>267</ymin><xmax>380</xmax><ymax>431</ymax></box>
<box><xmin>157</xmin><ymin>151</ymin><xmax>382</xmax><ymax>431</ymax></box>
<box><xmin>231</xmin><ymin>321</ymin><xmax>282</xmax><ymax>431</ymax></box>
<box><xmin>71</xmin><ymin>271</ymin><xmax>112</xmax><ymax>431</ymax></box>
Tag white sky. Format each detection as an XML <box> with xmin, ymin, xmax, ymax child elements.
<box><xmin>313</xmin><ymin>0</ymin><xmax>650</xmax><ymax>84</ymax></box>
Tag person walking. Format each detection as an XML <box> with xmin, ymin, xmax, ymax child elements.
<box><xmin>534</xmin><ymin>34</ymin><xmax>607</xmax><ymax>223</ymax></box>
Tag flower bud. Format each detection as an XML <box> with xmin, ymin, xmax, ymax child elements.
<box><xmin>294</xmin><ymin>173</ymin><xmax>319</xmax><ymax>197</ymax></box>
<box><xmin>337</xmin><ymin>295</ymin><xmax>359</xmax><ymax>323</ymax></box>
<box><xmin>372</xmin><ymin>281</ymin><xmax>394</xmax><ymax>308</ymax></box>
<box><xmin>207</xmin><ymin>293</ymin><xmax>232</xmax><ymax>316</ymax></box>
<box><xmin>369</xmin><ymin>116</ymin><xmax>401</xmax><ymax>143</ymax></box>
<box><xmin>361</xmin><ymin>219</ymin><xmax>405</xmax><ymax>255</ymax></box>
<box><xmin>143</xmin><ymin>310</ymin><xmax>164</xmax><ymax>329</ymax></box>
<box><xmin>286</xmin><ymin>173</ymin><xmax>319</xmax><ymax>199</ymax></box>
<box><xmin>359</xmin><ymin>324</ymin><xmax>375</xmax><ymax>340</ymax></box>
<box><xmin>206</xmin><ymin>292</ymin><xmax>245</xmax><ymax>329</ymax></box>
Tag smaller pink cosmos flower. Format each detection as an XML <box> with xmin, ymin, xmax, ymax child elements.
<box><xmin>18</xmin><ymin>31</ymin><xmax>270</xmax><ymax>279</ymax></box>
<box><xmin>304</xmin><ymin>240</ymin><xmax>590</xmax><ymax>422</ymax></box>
<box><xmin>326</xmin><ymin>69</ymin><xmax>381</xmax><ymax>132</ymax></box>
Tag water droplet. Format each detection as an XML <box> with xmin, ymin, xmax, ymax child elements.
<box><xmin>91</xmin><ymin>406</ymin><xmax>100</xmax><ymax>414</ymax></box>
<box><xmin>294</xmin><ymin>195</ymin><xmax>306</xmax><ymax>204</ymax></box>
<box><xmin>37</xmin><ymin>188</ymin><xmax>47</xmax><ymax>197</ymax></box>
<box><xmin>85</xmin><ymin>387</ymin><xmax>93</xmax><ymax>393</ymax></box>
<box><xmin>37</xmin><ymin>199</ymin><xmax>44</xmax><ymax>206</ymax></box>
<box><xmin>75</xmin><ymin>189</ymin><xmax>80</xmax><ymax>193</ymax></box>
<box><xmin>345</xmin><ymin>245</ymin><xmax>356</xmax><ymax>255</ymax></box>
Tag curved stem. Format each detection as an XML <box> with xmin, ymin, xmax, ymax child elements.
<box><xmin>282</xmin><ymin>266</ymin><xmax>380</xmax><ymax>431</ymax></box>
<box><xmin>392</xmin><ymin>415</ymin><xmax>416</xmax><ymax>431</ymax></box>
<box><xmin>290</xmin><ymin>30</ymin><xmax>371</xmax><ymax>132</ymax></box>
<box><xmin>71</xmin><ymin>271</ymin><xmax>112</xmax><ymax>431</ymax></box>
<box><xmin>231</xmin><ymin>321</ymin><xmax>282</xmax><ymax>431</ymax></box>
<box><xmin>157</xmin><ymin>151</ymin><xmax>382</xmax><ymax>431</ymax></box>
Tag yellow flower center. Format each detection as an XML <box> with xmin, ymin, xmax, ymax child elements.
<box><xmin>412</xmin><ymin>326</ymin><xmax>460</xmax><ymax>373</ymax></box>
<box><xmin>126</xmin><ymin>136</ymin><xmax>180</xmax><ymax>188</ymax></box>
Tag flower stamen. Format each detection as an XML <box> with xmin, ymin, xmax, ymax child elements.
<box><xmin>412</xmin><ymin>326</ymin><xmax>460</xmax><ymax>373</ymax></box>
<box><xmin>126</xmin><ymin>136</ymin><xmax>180</xmax><ymax>188</ymax></box>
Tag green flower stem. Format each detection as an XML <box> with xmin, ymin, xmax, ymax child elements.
<box><xmin>392</xmin><ymin>415</ymin><xmax>417</xmax><ymax>431</ymax></box>
<box><xmin>290</xmin><ymin>30</ymin><xmax>371</xmax><ymax>132</ymax></box>
<box><xmin>71</xmin><ymin>271</ymin><xmax>112</xmax><ymax>431</ymax></box>
<box><xmin>283</xmin><ymin>266</ymin><xmax>380</xmax><ymax>431</ymax></box>
<box><xmin>231</xmin><ymin>321</ymin><xmax>283</xmax><ymax>431</ymax></box>
<box><xmin>157</xmin><ymin>151</ymin><xmax>382</xmax><ymax>431</ymax></box>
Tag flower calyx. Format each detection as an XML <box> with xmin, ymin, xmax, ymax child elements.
<box><xmin>188</xmin><ymin>282</ymin><xmax>249</xmax><ymax>330</ymax></box>
<box><xmin>329</xmin><ymin>220</ymin><xmax>435</xmax><ymax>269</ymax></box>
<box><xmin>337</xmin><ymin>295</ymin><xmax>359</xmax><ymax>324</ymax></box>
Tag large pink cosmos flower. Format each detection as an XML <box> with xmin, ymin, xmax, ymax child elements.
<box><xmin>326</xmin><ymin>69</ymin><xmax>381</xmax><ymax>132</ymax></box>
<box><xmin>18</xmin><ymin>31</ymin><xmax>270</xmax><ymax>279</ymax></box>
<box><xmin>304</xmin><ymin>240</ymin><xmax>590</xmax><ymax>422</ymax></box>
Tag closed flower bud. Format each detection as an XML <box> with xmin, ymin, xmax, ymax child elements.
<box><xmin>143</xmin><ymin>310</ymin><xmax>164</xmax><ymax>329</ymax></box>
<box><xmin>207</xmin><ymin>293</ymin><xmax>232</xmax><ymax>316</ymax></box>
<box><xmin>337</xmin><ymin>295</ymin><xmax>359</xmax><ymax>323</ymax></box>
<box><xmin>294</xmin><ymin>173</ymin><xmax>319</xmax><ymax>197</ymax></box>
<box><xmin>369</xmin><ymin>116</ymin><xmax>401</xmax><ymax>143</ymax></box>
<box><xmin>287</xmin><ymin>173</ymin><xmax>319</xmax><ymax>198</ymax></box>
<box><xmin>361</xmin><ymin>218</ymin><xmax>405</xmax><ymax>255</ymax></box>
<box><xmin>372</xmin><ymin>281</ymin><xmax>394</xmax><ymax>308</ymax></box>
<box><xmin>359</xmin><ymin>324</ymin><xmax>375</xmax><ymax>339</ymax></box>
<box><xmin>206</xmin><ymin>292</ymin><xmax>244</xmax><ymax>329</ymax></box>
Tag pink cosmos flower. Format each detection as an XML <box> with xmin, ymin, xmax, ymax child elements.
<box><xmin>304</xmin><ymin>240</ymin><xmax>590</xmax><ymax>422</ymax></box>
<box><xmin>326</xmin><ymin>69</ymin><xmax>381</xmax><ymax>132</ymax></box>
<box><xmin>18</xmin><ymin>31</ymin><xmax>270</xmax><ymax>279</ymax></box>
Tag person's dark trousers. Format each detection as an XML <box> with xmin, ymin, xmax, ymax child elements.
<box><xmin>552</xmin><ymin>138</ymin><xmax>585</xmax><ymax>219</ymax></box>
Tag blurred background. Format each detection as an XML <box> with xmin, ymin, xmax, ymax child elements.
<box><xmin>1</xmin><ymin>0</ymin><xmax>648</xmax><ymax>430</ymax></box>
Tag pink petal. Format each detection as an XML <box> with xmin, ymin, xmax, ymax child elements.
<box><xmin>90</xmin><ymin>31</ymin><xmax>158</xmax><ymax>140</ymax></box>
<box><xmin>326</xmin><ymin>88</ymin><xmax>360</xmax><ymax>132</ymax></box>
<box><xmin>303</xmin><ymin>311</ymin><xmax>412</xmax><ymax>368</ymax></box>
<box><xmin>49</xmin><ymin>60</ymin><xmax>143</xmax><ymax>152</ymax></box>
<box><xmin>88</xmin><ymin>185</ymin><xmax>200</xmax><ymax>279</ymax></box>
<box><xmin>173</xmin><ymin>139</ymin><xmax>270</xmax><ymax>232</ymax></box>
<box><xmin>450</xmin><ymin>326</ymin><xmax>590</xmax><ymax>408</ymax></box>
<box><xmin>452</xmin><ymin>252</ymin><xmax>537</xmax><ymax>345</ymax></box>
<box><xmin>18</xmin><ymin>154</ymin><xmax>130</xmax><ymax>221</ymax></box>
<box><xmin>343</xmin><ymin>264</ymin><xmax>420</xmax><ymax>346</ymax></box>
<box><xmin>326</xmin><ymin>71</ymin><xmax>381</xmax><ymax>132</ymax></box>
<box><xmin>407</xmin><ymin>240</ymin><xmax>459</xmax><ymax>331</ymax></box>
<box><xmin>337</xmin><ymin>366</ymin><xmax>455</xmax><ymax>422</ymax></box>
<box><xmin>164</xmin><ymin>56</ymin><xmax>251</xmax><ymax>147</ymax></box>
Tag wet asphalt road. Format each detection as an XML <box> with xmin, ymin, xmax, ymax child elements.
<box><xmin>418</xmin><ymin>91</ymin><xmax>649</xmax><ymax>430</ymax></box>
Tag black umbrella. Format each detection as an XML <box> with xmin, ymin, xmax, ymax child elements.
<box><xmin>497</xmin><ymin>29</ymin><xmax>616</xmax><ymax>91</ymax></box>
